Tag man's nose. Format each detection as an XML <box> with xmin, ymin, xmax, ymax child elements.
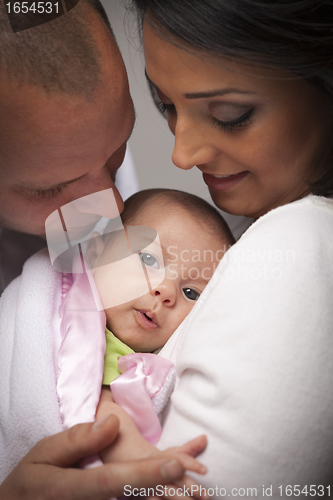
<box><xmin>71</xmin><ymin>165</ymin><xmax>124</xmax><ymax>217</ymax></box>
<box><xmin>152</xmin><ymin>280</ymin><xmax>177</xmax><ymax>307</ymax></box>
<box><xmin>171</xmin><ymin>116</ymin><xmax>219</xmax><ymax>171</ymax></box>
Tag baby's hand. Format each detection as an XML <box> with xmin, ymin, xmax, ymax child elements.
<box><xmin>147</xmin><ymin>434</ymin><xmax>208</xmax><ymax>477</ymax></box>
<box><xmin>96</xmin><ymin>388</ymin><xmax>209</xmax><ymax>499</ymax></box>
<box><xmin>104</xmin><ymin>433</ymin><xmax>209</xmax><ymax>500</ymax></box>
<box><xmin>147</xmin><ymin>435</ymin><xmax>209</xmax><ymax>500</ymax></box>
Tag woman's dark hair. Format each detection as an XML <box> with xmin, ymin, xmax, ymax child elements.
<box><xmin>128</xmin><ymin>0</ymin><xmax>333</xmax><ymax>197</ymax></box>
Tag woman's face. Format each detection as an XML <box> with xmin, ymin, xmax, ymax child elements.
<box><xmin>143</xmin><ymin>22</ymin><xmax>331</xmax><ymax>218</ymax></box>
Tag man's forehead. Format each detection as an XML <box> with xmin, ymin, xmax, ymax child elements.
<box><xmin>0</xmin><ymin>14</ymin><xmax>130</xmax><ymax>158</ymax></box>
<box><xmin>0</xmin><ymin>69</ymin><xmax>134</xmax><ymax>183</ymax></box>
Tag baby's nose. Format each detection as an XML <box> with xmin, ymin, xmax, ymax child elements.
<box><xmin>152</xmin><ymin>282</ymin><xmax>176</xmax><ymax>306</ymax></box>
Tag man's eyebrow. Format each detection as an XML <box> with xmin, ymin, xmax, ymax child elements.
<box><xmin>145</xmin><ymin>70</ymin><xmax>255</xmax><ymax>100</ymax></box>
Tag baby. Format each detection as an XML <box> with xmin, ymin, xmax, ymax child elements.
<box><xmin>89</xmin><ymin>188</ymin><xmax>234</xmax><ymax>378</ymax></box>
<box><xmin>89</xmin><ymin>189</ymin><xmax>235</xmax><ymax>466</ymax></box>
<box><xmin>0</xmin><ymin>188</ymin><xmax>234</xmax><ymax>492</ymax></box>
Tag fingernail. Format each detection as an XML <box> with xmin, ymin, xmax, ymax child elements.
<box><xmin>199</xmin><ymin>464</ymin><xmax>207</xmax><ymax>474</ymax></box>
<box><xmin>161</xmin><ymin>459</ymin><xmax>183</xmax><ymax>481</ymax></box>
<box><xmin>93</xmin><ymin>414</ymin><xmax>112</xmax><ymax>431</ymax></box>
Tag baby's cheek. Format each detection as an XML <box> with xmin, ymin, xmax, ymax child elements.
<box><xmin>172</xmin><ymin>305</ymin><xmax>193</xmax><ymax>332</ymax></box>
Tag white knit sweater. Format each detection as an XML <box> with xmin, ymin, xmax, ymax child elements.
<box><xmin>158</xmin><ymin>195</ymin><xmax>333</xmax><ymax>498</ymax></box>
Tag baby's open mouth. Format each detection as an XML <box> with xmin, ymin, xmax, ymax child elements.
<box><xmin>135</xmin><ymin>309</ymin><xmax>159</xmax><ymax>329</ymax></box>
<box><xmin>143</xmin><ymin>311</ymin><xmax>158</xmax><ymax>325</ymax></box>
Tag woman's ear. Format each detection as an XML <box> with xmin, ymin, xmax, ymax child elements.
<box><xmin>85</xmin><ymin>232</ymin><xmax>105</xmax><ymax>269</ymax></box>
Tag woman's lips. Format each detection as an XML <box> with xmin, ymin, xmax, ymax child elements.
<box><xmin>135</xmin><ymin>310</ymin><xmax>159</xmax><ymax>330</ymax></box>
<box><xmin>202</xmin><ymin>171</ymin><xmax>249</xmax><ymax>191</ymax></box>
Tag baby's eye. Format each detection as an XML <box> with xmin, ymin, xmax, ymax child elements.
<box><xmin>182</xmin><ymin>288</ymin><xmax>200</xmax><ymax>301</ymax></box>
<box><xmin>139</xmin><ymin>252</ymin><xmax>159</xmax><ymax>269</ymax></box>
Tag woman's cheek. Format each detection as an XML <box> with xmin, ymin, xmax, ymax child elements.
<box><xmin>167</xmin><ymin>114</ymin><xmax>177</xmax><ymax>135</ymax></box>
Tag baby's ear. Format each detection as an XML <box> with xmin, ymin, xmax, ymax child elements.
<box><xmin>85</xmin><ymin>232</ymin><xmax>105</xmax><ymax>269</ymax></box>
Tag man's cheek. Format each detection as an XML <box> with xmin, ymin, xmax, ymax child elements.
<box><xmin>107</xmin><ymin>144</ymin><xmax>127</xmax><ymax>180</ymax></box>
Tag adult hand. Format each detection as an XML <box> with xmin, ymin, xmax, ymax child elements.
<box><xmin>0</xmin><ymin>414</ymin><xmax>187</xmax><ymax>500</ymax></box>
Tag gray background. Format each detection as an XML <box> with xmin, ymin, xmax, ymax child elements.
<box><xmin>102</xmin><ymin>0</ymin><xmax>208</xmax><ymax>196</ymax></box>
<box><xmin>101</xmin><ymin>0</ymin><xmax>253</xmax><ymax>239</ymax></box>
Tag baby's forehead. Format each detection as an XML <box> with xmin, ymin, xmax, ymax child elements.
<box><xmin>126</xmin><ymin>198</ymin><xmax>177</xmax><ymax>222</ymax></box>
<box><xmin>163</xmin><ymin>237</ymin><xmax>227</xmax><ymax>260</ymax></box>
<box><xmin>134</xmin><ymin>210</ymin><xmax>228</xmax><ymax>247</ymax></box>
<box><xmin>103</xmin><ymin>225</ymin><xmax>158</xmax><ymax>251</ymax></box>
<box><xmin>127</xmin><ymin>200</ymin><xmax>199</xmax><ymax>230</ymax></box>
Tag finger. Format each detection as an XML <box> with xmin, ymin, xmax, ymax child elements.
<box><xmin>173</xmin><ymin>475</ymin><xmax>210</xmax><ymax>500</ymax></box>
<box><xmin>27</xmin><ymin>414</ymin><xmax>120</xmax><ymax>467</ymax></box>
<box><xmin>177</xmin><ymin>435</ymin><xmax>207</xmax><ymax>457</ymax></box>
<box><xmin>172</xmin><ymin>453</ymin><xmax>207</xmax><ymax>475</ymax></box>
<box><xmin>102</xmin><ymin>457</ymin><xmax>186</xmax><ymax>497</ymax></box>
<box><xmin>39</xmin><ymin>457</ymin><xmax>187</xmax><ymax>500</ymax></box>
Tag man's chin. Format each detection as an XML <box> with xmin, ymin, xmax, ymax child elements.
<box><xmin>0</xmin><ymin>216</ymin><xmax>46</xmax><ymax>239</ymax></box>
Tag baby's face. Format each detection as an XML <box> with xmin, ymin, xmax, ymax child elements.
<box><xmin>94</xmin><ymin>205</ymin><xmax>229</xmax><ymax>352</ymax></box>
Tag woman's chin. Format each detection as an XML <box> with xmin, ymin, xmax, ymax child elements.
<box><xmin>208</xmin><ymin>189</ymin><xmax>254</xmax><ymax>217</ymax></box>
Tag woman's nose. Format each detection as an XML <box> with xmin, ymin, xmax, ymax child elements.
<box><xmin>171</xmin><ymin>118</ymin><xmax>219</xmax><ymax>171</ymax></box>
<box><xmin>152</xmin><ymin>280</ymin><xmax>177</xmax><ymax>307</ymax></box>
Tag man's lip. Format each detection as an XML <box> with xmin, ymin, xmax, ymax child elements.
<box><xmin>135</xmin><ymin>309</ymin><xmax>159</xmax><ymax>329</ymax></box>
<box><xmin>202</xmin><ymin>171</ymin><xmax>249</xmax><ymax>191</ymax></box>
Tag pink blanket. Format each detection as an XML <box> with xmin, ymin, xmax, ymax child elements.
<box><xmin>58</xmin><ymin>265</ymin><xmax>175</xmax><ymax>469</ymax></box>
<box><xmin>0</xmin><ymin>249</ymin><xmax>175</xmax><ymax>480</ymax></box>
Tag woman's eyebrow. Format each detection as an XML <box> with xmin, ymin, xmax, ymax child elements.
<box><xmin>184</xmin><ymin>88</ymin><xmax>256</xmax><ymax>99</ymax></box>
<box><xmin>145</xmin><ymin>69</ymin><xmax>255</xmax><ymax>99</ymax></box>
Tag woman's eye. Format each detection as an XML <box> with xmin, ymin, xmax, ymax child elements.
<box><xmin>156</xmin><ymin>99</ymin><xmax>176</xmax><ymax>116</ymax></box>
<box><xmin>182</xmin><ymin>287</ymin><xmax>200</xmax><ymax>301</ymax></box>
<box><xmin>211</xmin><ymin>107</ymin><xmax>254</xmax><ymax>133</ymax></box>
<box><xmin>148</xmin><ymin>82</ymin><xmax>176</xmax><ymax>117</ymax></box>
<box><xmin>139</xmin><ymin>252</ymin><xmax>159</xmax><ymax>269</ymax></box>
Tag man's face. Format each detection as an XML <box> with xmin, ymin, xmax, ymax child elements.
<box><xmin>0</xmin><ymin>14</ymin><xmax>135</xmax><ymax>236</ymax></box>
